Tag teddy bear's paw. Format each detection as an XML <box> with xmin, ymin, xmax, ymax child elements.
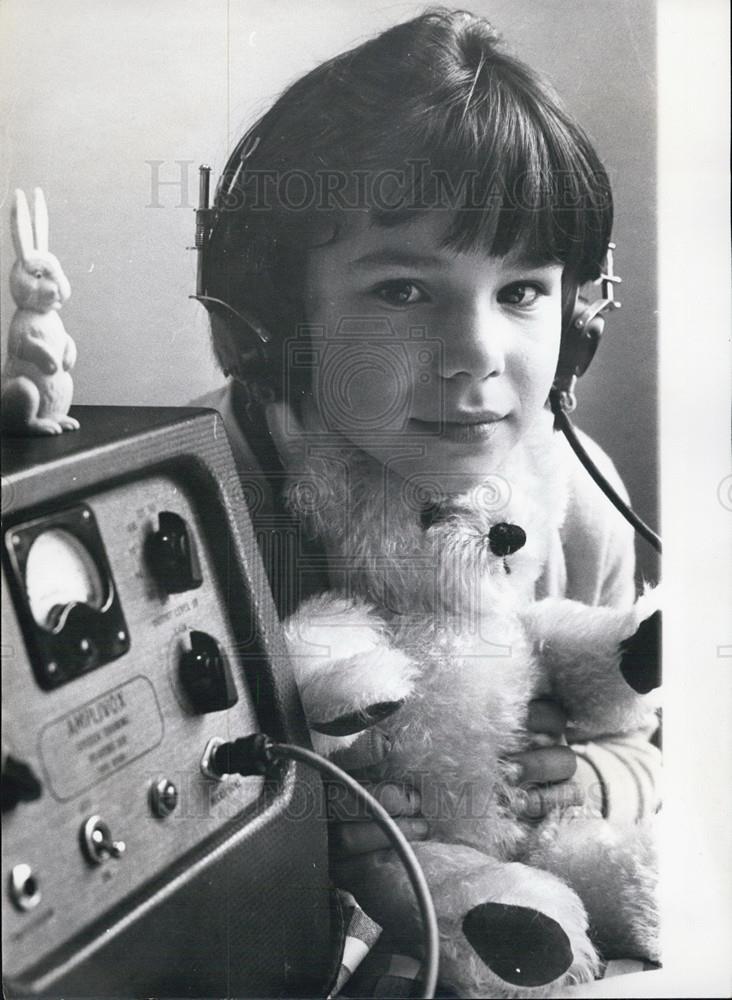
<box><xmin>292</xmin><ymin>638</ymin><xmax>416</xmax><ymax>757</ymax></box>
<box><xmin>619</xmin><ymin>608</ymin><xmax>661</xmax><ymax>694</ymax></box>
<box><xmin>284</xmin><ymin>594</ymin><xmax>418</xmax><ymax>757</ymax></box>
<box><xmin>297</xmin><ymin>644</ymin><xmax>415</xmax><ymax>724</ymax></box>
<box><xmin>310</xmin><ymin>698</ymin><xmax>404</xmax><ymax>736</ymax></box>
<box><xmin>526</xmin><ymin>815</ymin><xmax>660</xmax><ymax>965</ymax></box>
<box><xmin>462</xmin><ymin>902</ymin><xmax>573</xmax><ymax>988</ymax></box>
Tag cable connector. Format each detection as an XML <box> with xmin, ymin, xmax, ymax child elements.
<box><xmin>203</xmin><ymin>735</ymin><xmax>439</xmax><ymax>996</ymax></box>
<box><xmin>208</xmin><ymin>733</ymin><xmax>277</xmax><ymax>778</ymax></box>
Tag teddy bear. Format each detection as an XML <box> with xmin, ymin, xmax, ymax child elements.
<box><xmin>279</xmin><ymin>413</ymin><xmax>660</xmax><ymax>998</ymax></box>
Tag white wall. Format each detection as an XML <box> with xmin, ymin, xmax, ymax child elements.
<box><xmin>0</xmin><ymin>0</ymin><xmax>658</xmax><ymax>580</ymax></box>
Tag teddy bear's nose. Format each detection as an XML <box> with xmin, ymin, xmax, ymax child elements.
<box><xmin>487</xmin><ymin>523</ymin><xmax>526</xmax><ymax>556</ymax></box>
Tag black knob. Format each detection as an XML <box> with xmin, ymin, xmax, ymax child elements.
<box><xmin>147</xmin><ymin>511</ymin><xmax>203</xmax><ymax>594</ymax></box>
<box><xmin>179</xmin><ymin>631</ymin><xmax>238</xmax><ymax>713</ymax></box>
<box><xmin>2</xmin><ymin>755</ymin><xmax>43</xmax><ymax>812</ymax></box>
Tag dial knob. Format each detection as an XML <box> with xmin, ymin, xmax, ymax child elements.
<box><xmin>147</xmin><ymin>511</ymin><xmax>203</xmax><ymax>594</ymax></box>
<box><xmin>180</xmin><ymin>631</ymin><xmax>238</xmax><ymax>713</ymax></box>
<box><xmin>1</xmin><ymin>755</ymin><xmax>43</xmax><ymax>812</ymax></box>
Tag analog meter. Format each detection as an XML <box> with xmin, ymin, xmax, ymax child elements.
<box><xmin>4</xmin><ymin>505</ymin><xmax>129</xmax><ymax>689</ymax></box>
<box><xmin>25</xmin><ymin>528</ymin><xmax>106</xmax><ymax>630</ymax></box>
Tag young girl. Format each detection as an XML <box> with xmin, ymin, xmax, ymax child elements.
<box><xmin>196</xmin><ymin>8</ymin><xmax>659</xmax><ymax>992</ymax></box>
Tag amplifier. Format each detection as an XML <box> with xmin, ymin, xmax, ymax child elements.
<box><xmin>1</xmin><ymin>406</ymin><xmax>335</xmax><ymax>997</ymax></box>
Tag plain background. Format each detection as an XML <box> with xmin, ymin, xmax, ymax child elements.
<box><xmin>0</xmin><ymin>0</ymin><xmax>658</xmax><ymax>583</ymax></box>
<box><xmin>1</xmin><ymin>4</ymin><xmax>731</xmax><ymax>995</ymax></box>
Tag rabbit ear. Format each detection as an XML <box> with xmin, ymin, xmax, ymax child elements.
<box><xmin>11</xmin><ymin>189</ymin><xmax>34</xmax><ymax>262</ymax></box>
<box><xmin>33</xmin><ymin>188</ymin><xmax>49</xmax><ymax>253</ymax></box>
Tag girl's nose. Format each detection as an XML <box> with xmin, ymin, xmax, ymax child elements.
<box><xmin>438</xmin><ymin>299</ymin><xmax>507</xmax><ymax>381</ymax></box>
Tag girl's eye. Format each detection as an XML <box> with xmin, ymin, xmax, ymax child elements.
<box><xmin>498</xmin><ymin>283</ymin><xmax>543</xmax><ymax>307</ymax></box>
<box><xmin>375</xmin><ymin>280</ymin><xmax>427</xmax><ymax>307</ymax></box>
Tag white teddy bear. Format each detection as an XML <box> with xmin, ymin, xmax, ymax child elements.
<box><xmin>280</xmin><ymin>417</ymin><xmax>659</xmax><ymax>998</ymax></box>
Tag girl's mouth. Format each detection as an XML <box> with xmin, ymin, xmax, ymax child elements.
<box><xmin>407</xmin><ymin>414</ymin><xmax>507</xmax><ymax>442</ymax></box>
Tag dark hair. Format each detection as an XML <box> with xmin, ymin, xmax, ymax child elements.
<box><xmin>205</xmin><ymin>7</ymin><xmax>613</xmax><ymax>400</ymax></box>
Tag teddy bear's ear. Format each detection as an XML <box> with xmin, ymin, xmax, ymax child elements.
<box><xmin>619</xmin><ymin>609</ymin><xmax>661</xmax><ymax>693</ymax></box>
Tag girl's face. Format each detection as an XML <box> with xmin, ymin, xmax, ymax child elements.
<box><xmin>301</xmin><ymin>211</ymin><xmax>563</xmax><ymax>491</ymax></box>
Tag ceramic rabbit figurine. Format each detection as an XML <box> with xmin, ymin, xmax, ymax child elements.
<box><xmin>2</xmin><ymin>188</ymin><xmax>79</xmax><ymax>435</ymax></box>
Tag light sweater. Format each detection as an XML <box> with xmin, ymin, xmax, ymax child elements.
<box><xmin>195</xmin><ymin>384</ymin><xmax>660</xmax><ymax>822</ymax></box>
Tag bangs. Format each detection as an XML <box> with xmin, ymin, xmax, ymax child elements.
<box><xmin>209</xmin><ymin>8</ymin><xmax>615</xmax><ymax>327</ymax></box>
<box><xmin>365</xmin><ymin>71</ymin><xmax>612</xmax><ymax>283</ymax></box>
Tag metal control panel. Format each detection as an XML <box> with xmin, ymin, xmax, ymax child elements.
<box><xmin>1</xmin><ymin>407</ymin><xmax>332</xmax><ymax>998</ymax></box>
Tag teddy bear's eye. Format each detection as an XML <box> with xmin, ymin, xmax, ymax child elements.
<box><xmin>34</xmin><ymin>270</ymin><xmax>43</xmax><ymax>279</ymax></box>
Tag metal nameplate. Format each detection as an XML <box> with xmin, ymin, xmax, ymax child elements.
<box><xmin>38</xmin><ymin>676</ymin><xmax>164</xmax><ymax>801</ymax></box>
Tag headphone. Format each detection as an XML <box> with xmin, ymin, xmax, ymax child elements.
<box><xmin>190</xmin><ymin>157</ymin><xmax>660</xmax><ymax>553</ymax></box>
<box><xmin>191</xmin><ymin>149</ymin><xmax>622</xmax><ymax>412</ymax></box>
<box><xmin>191</xmin><ymin>157</ymin><xmax>273</xmax><ymax>361</ymax></box>
<box><xmin>554</xmin><ymin>242</ymin><xmax>622</xmax><ymax>414</ymax></box>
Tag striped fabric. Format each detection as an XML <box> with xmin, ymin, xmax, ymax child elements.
<box><xmin>338</xmin><ymin>946</ymin><xmax>448</xmax><ymax>999</ymax></box>
<box><xmin>572</xmin><ymin>732</ymin><xmax>661</xmax><ymax>822</ymax></box>
<box><xmin>329</xmin><ymin>891</ymin><xmax>383</xmax><ymax>998</ymax></box>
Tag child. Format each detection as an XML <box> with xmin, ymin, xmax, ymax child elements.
<box><xmin>196</xmin><ymin>7</ymin><xmax>659</xmax><ymax>991</ymax></box>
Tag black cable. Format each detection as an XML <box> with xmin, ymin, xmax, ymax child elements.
<box><xmin>209</xmin><ymin>734</ymin><xmax>440</xmax><ymax>999</ymax></box>
<box><xmin>550</xmin><ymin>390</ymin><xmax>662</xmax><ymax>554</ymax></box>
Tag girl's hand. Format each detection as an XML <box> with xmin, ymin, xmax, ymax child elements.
<box><xmin>508</xmin><ymin>699</ymin><xmax>582</xmax><ymax>820</ymax></box>
<box><xmin>327</xmin><ymin>730</ymin><xmax>428</xmax><ymax>858</ymax></box>
<box><xmin>327</xmin><ymin>698</ymin><xmax>580</xmax><ymax>859</ymax></box>
<box><xmin>326</xmin><ymin>698</ymin><xmax>580</xmax><ymax>858</ymax></box>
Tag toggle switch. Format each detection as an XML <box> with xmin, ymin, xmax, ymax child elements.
<box><xmin>179</xmin><ymin>631</ymin><xmax>238</xmax><ymax>714</ymax></box>
<box><xmin>80</xmin><ymin>815</ymin><xmax>126</xmax><ymax>866</ymax></box>
<box><xmin>146</xmin><ymin>511</ymin><xmax>202</xmax><ymax>594</ymax></box>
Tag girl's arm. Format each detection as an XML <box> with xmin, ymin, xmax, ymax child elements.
<box><xmin>556</xmin><ymin>425</ymin><xmax>639</xmax><ymax>610</ymax></box>
<box><xmin>555</xmin><ymin>428</ymin><xmax>661</xmax><ymax>820</ymax></box>
<box><xmin>572</xmin><ymin>735</ymin><xmax>661</xmax><ymax>822</ymax></box>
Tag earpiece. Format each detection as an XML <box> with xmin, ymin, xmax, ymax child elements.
<box><xmin>553</xmin><ymin>244</ymin><xmax>622</xmax><ymax>413</ymax></box>
<box><xmin>191</xmin><ymin>157</ymin><xmax>273</xmax><ymax>376</ymax></box>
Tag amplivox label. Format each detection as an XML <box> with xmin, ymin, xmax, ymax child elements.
<box><xmin>39</xmin><ymin>677</ymin><xmax>164</xmax><ymax>801</ymax></box>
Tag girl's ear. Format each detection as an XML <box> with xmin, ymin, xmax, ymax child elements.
<box><xmin>265</xmin><ymin>399</ymin><xmax>309</xmax><ymax>471</ymax></box>
<box><xmin>209</xmin><ymin>310</ymin><xmax>269</xmax><ymax>380</ymax></box>
<box><xmin>11</xmin><ymin>189</ymin><xmax>35</xmax><ymax>262</ymax></box>
<box><xmin>33</xmin><ymin>188</ymin><xmax>49</xmax><ymax>253</ymax></box>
